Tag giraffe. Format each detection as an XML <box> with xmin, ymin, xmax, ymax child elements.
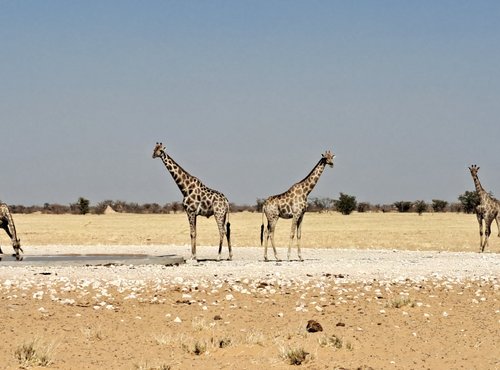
<box><xmin>0</xmin><ymin>203</ymin><xmax>23</xmax><ymax>259</ymax></box>
<box><xmin>260</xmin><ymin>150</ymin><xmax>335</xmax><ymax>261</ymax></box>
<box><xmin>152</xmin><ymin>142</ymin><xmax>232</xmax><ymax>261</ymax></box>
<box><xmin>468</xmin><ymin>165</ymin><xmax>500</xmax><ymax>252</ymax></box>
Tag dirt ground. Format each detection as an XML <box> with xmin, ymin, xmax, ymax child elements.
<box><xmin>0</xmin><ymin>213</ymin><xmax>499</xmax><ymax>369</ymax></box>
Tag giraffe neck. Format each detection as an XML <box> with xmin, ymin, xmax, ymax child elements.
<box><xmin>160</xmin><ymin>153</ymin><xmax>195</xmax><ymax>197</ymax></box>
<box><xmin>2</xmin><ymin>205</ymin><xmax>18</xmax><ymax>242</ymax></box>
<box><xmin>297</xmin><ymin>158</ymin><xmax>327</xmax><ymax>196</ymax></box>
<box><xmin>471</xmin><ymin>174</ymin><xmax>487</xmax><ymax>197</ymax></box>
<box><xmin>471</xmin><ymin>173</ymin><xmax>494</xmax><ymax>206</ymax></box>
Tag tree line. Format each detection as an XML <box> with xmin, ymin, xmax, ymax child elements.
<box><xmin>7</xmin><ymin>190</ymin><xmax>481</xmax><ymax>215</ymax></box>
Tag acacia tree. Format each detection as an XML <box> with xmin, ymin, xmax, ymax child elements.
<box><xmin>414</xmin><ymin>200</ymin><xmax>428</xmax><ymax>215</ymax></box>
<box><xmin>74</xmin><ymin>197</ymin><xmax>90</xmax><ymax>215</ymax></box>
<box><xmin>334</xmin><ymin>193</ymin><xmax>357</xmax><ymax>215</ymax></box>
<box><xmin>458</xmin><ymin>191</ymin><xmax>480</xmax><ymax>214</ymax></box>
<box><xmin>393</xmin><ymin>201</ymin><xmax>412</xmax><ymax>213</ymax></box>
<box><xmin>432</xmin><ymin>199</ymin><xmax>448</xmax><ymax>212</ymax></box>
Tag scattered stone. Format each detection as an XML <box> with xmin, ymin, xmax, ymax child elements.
<box><xmin>336</xmin><ymin>322</ymin><xmax>346</xmax><ymax>327</ymax></box>
<box><xmin>213</xmin><ymin>315</ymin><xmax>223</xmax><ymax>321</ymax></box>
<box><xmin>306</xmin><ymin>319</ymin><xmax>323</xmax><ymax>333</ymax></box>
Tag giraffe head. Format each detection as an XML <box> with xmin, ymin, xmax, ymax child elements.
<box><xmin>468</xmin><ymin>164</ymin><xmax>480</xmax><ymax>177</ymax></box>
<box><xmin>13</xmin><ymin>238</ymin><xmax>22</xmax><ymax>257</ymax></box>
<box><xmin>152</xmin><ymin>142</ymin><xmax>166</xmax><ymax>159</ymax></box>
<box><xmin>322</xmin><ymin>150</ymin><xmax>335</xmax><ymax>168</ymax></box>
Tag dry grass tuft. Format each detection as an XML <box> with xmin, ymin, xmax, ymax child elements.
<box><xmin>245</xmin><ymin>329</ymin><xmax>266</xmax><ymax>346</ymax></box>
<box><xmin>214</xmin><ymin>336</ymin><xmax>232</xmax><ymax>349</ymax></box>
<box><xmin>133</xmin><ymin>362</ymin><xmax>171</xmax><ymax>370</ymax></box>
<box><xmin>388</xmin><ymin>296</ymin><xmax>415</xmax><ymax>309</ymax></box>
<box><xmin>319</xmin><ymin>334</ymin><xmax>343</xmax><ymax>349</ymax></box>
<box><xmin>280</xmin><ymin>346</ymin><xmax>310</xmax><ymax>365</ymax></box>
<box><xmin>15</xmin><ymin>339</ymin><xmax>54</xmax><ymax>368</ymax></box>
<box><xmin>81</xmin><ymin>325</ymin><xmax>103</xmax><ymax>341</ymax></box>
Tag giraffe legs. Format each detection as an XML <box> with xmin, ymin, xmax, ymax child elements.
<box><xmin>296</xmin><ymin>215</ymin><xmax>304</xmax><ymax>261</ymax></box>
<box><xmin>187</xmin><ymin>213</ymin><xmax>197</xmax><ymax>260</ymax></box>
<box><xmin>481</xmin><ymin>215</ymin><xmax>495</xmax><ymax>253</ymax></box>
<box><xmin>287</xmin><ymin>215</ymin><xmax>304</xmax><ymax>261</ymax></box>
<box><xmin>476</xmin><ymin>214</ymin><xmax>484</xmax><ymax>252</ymax></box>
<box><xmin>264</xmin><ymin>219</ymin><xmax>279</xmax><ymax>261</ymax></box>
<box><xmin>215</xmin><ymin>214</ymin><xmax>232</xmax><ymax>261</ymax></box>
<box><xmin>287</xmin><ymin>219</ymin><xmax>297</xmax><ymax>261</ymax></box>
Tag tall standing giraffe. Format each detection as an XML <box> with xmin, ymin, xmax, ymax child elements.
<box><xmin>0</xmin><ymin>203</ymin><xmax>23</xmax><ymax>259</ymax></box>
<box><xmin>260</xmin><ymin>150</ymin><xmax>335</xmax><ymax>261</ymax></box>
<box><xmin>468</xmin><ymin>165</ymin><xmax>500</xmax><ymax>252</ymax></box>
<box><xmin>152</xmin><ymin>143</ymin><xmax>232</xmax><ymax>261</ymax></box>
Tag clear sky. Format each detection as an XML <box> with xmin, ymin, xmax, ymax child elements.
<box><xmin>1</xmin><ymin>1</ymin><xmax>499</xmax><ymax>206</ymax></box>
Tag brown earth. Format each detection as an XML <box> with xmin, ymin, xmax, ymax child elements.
<box><xmin>0</xmin><ymin>213</ymin><xmax>499</xmax><ymax>369</ymax></box>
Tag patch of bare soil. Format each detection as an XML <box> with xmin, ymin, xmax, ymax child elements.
<box><xmin>0</xmin><ymin>270</ymin><xmax>498</xmax><ymax>369</ymax></box>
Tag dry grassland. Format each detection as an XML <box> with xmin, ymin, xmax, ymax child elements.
<box><xmin>4</xmin><ymin>211</ymin><xmax>494</xmax><ymax>252</ymax></box>
<box><xmin>1</xmin><ymin>212</ymin><xmax>499</xmax><ymax>370</ymax></box>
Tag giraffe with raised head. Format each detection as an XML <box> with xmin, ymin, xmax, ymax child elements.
<box><xmin>260</xmin><ymin>150</ymin><xmax>335</xmax><ymax>261</ymax></box>
<box><xmin>0</xmin><ymin>203</ymin><xmax>23</xmax><ymax>259</ymax></box>
<box><xmin>468</xmin><ymin>165</ymin><xmax>500</xmax><ymax>252</ymax></box>
<box><xmin>152</xmin><ymin>142</ymin><xmax>232</xmax><ymax>261</ymax></box>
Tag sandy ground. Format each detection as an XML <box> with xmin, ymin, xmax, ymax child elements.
<box><xmin>0</xmin><ymin>213</ymin><xmax>499</xmax><ymax>369</ymax></box>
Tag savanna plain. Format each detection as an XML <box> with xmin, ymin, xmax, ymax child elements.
<box><xmin>0</xmin><ymin>212</ymin><xmax>499</xmax><ymax>370</ymax></box>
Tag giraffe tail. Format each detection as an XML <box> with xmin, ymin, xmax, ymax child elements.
<box><xmin>260</xmin><ymin>209</ymin><xmax>265</xmax><ymax>246</ymax></box>
<box><xmin>226</xmin><ymin>221</ymin><xmax>231</xmax><ymax>242</ymax></box>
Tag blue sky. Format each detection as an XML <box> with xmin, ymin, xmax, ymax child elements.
<box><xmin>1</xmin><ymin>1</ymin><xmax>499</xmax><ymax>206</ymax></box>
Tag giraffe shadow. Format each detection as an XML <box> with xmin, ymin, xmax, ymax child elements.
<box><xmin>261</xmin><ymin>258</ymin><xmax>320</xmax><ymax>263</ymax></box>
<box><xmin>195</xmin><ymin>258</ymin><xmax>232</xmax><ymax>263</ymax></box>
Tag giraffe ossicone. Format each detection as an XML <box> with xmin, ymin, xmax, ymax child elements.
<box><xmin>260</xmin><ymin>150</ymin><xmax>335</xmax><ymax>261</ymax></box>
<box><xmin>152</xmin><ymin>142</ymin><xmax>232</xmax><ymax>261</ymax></box>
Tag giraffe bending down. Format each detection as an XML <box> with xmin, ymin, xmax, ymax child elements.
<box><xmin>0</xmin><ymin>203</ymin><xmax>23</xmax><ymax>259</ymax></box>
<box><xmin>468</xmin><ymin>165</ymin><xmax>500</xmax><ymax>252</ymax></box>
<box><xmin>260</xmin><ymin>150</ymin><xmax>335</xmax><ymax>261</ymax></box>
<box><xmin>152</xmin><ymin>143</ymin><xmax>232</xmax><ymax>261</ymax></box>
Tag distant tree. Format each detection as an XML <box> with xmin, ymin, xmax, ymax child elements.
<box><xmin>458</xmin><ymin>191</ymin><xmax>480</xmax><ymax>214</ymax></box>
<box><xmin>393</xmin><ymin>201</ymin><xmax>412</xmax><ymax>213</ymax></box>
<box><xmin>357</xmin><ymin>202</ymin><xmax>371</xmax><ymax>213</ymax></box>
<box><xmin>93</xmin><ymin>200</ymin><xmax>113</xmax><ymax>215</ymax></box>
<box><xmin>431</xmin><ymin>199</ymin><xmax>448</xmax><ymax>213</ymax></box>
<box><xmin>308</xmin><ymin>197</ymin><xmax>334</xmax><ymax>212</ymax></box>
<box><xmin>75</xmin><ymin>197</ymin><xmax>90</xmax><ymax>215</ymax></box>
<box><xmin>171</xmin><ymin>201</ymin><xmax>181</xmax><ymax>214</ymax></box>
<box><xmin>334</xmin><ymin>193</ymin><xmax>357</xmax><ymax>215</ymax></box>
<box><xmin>255</xmin><ymin>198</ymin><xmax>265</xmax><ymax>213</ymax></box>
<box><xmin>413</xmin><ymin>200</ymin><xmax>428</xmax><ymax>215</ymax></box>
<box><xmin>449</xmin><ymin>202</ymin><xmax>463</xmax><ymax>213</ymax></box>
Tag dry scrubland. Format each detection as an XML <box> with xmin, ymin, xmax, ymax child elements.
<box><xmin>0</xmin><ymin>212</ymin><xmax>499</xmax><ymax>370</ymax></box>
<box><xmin>5</xmin><ymin>211</ymin><xmax>494</xmax><ymax>252</ymax></box>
